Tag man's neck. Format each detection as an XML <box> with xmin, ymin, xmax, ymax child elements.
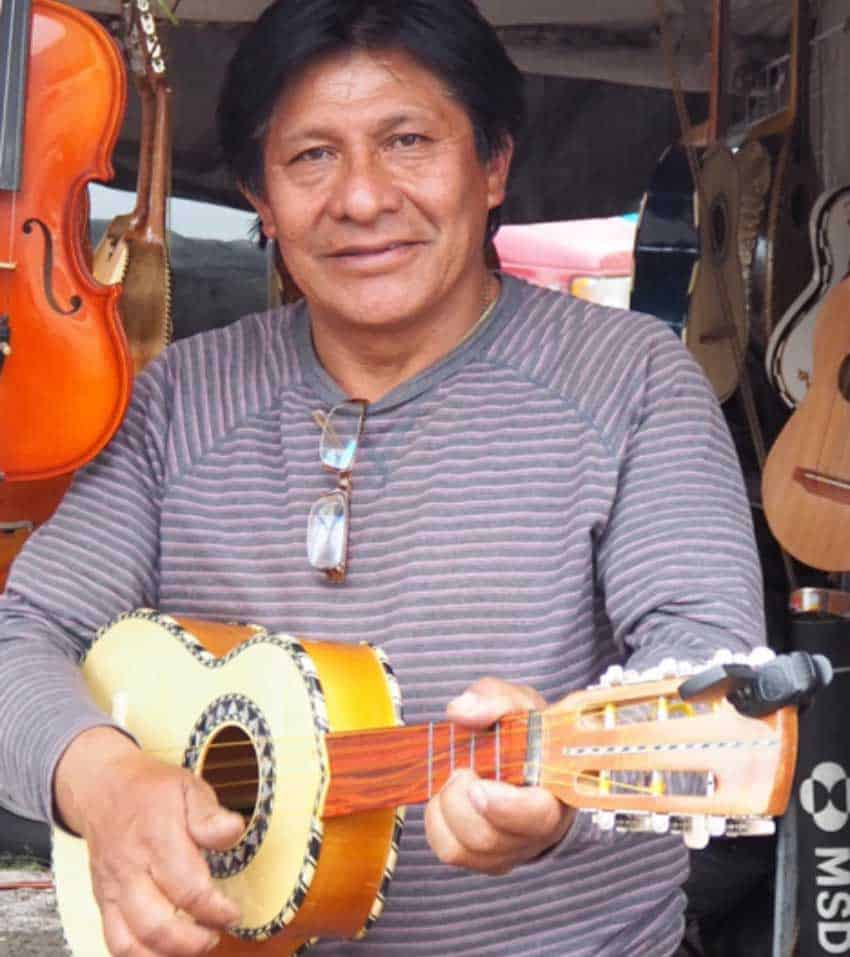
<box><xmin>308</xmin><ymin>272</ymin><xmax>499</xmax><ymax>403</ymax></box>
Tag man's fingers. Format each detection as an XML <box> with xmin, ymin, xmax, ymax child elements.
<box><xmin>183</xmin><ymin>778</ymin><xmax>245</xmax><ymax>852</ymax></box>
<box><xmin>446</xmin><ymin>677</ymin><xmax>546</xmax><ymax>728</ymax></box>
<box><xmin>426</xmin><ymin>771</ymin><xmax>515</xmax><ymax>874</ymax></box>
<box><xmin>467</xmin><ymin>780</ymin><xmax>569</xmax><ymax>841</ymax></box>
<box><xmin>425</xmin><ymin>770</ymin><xmax>574</xmax><ymax>875</ymax></box>
<box><xmin>118</xmin><ymin>874</ymin><xmax>222</xmax><ymax>956</ymax></box>
<box><xmin>149</xmin><ymin>834</ymin><xmax>241</xmax><ymax>932</ymax></box>
<box><xmin>100</xmin><ymin>900</ymin><xmax>159</xmax><ymax>957</ymax></box>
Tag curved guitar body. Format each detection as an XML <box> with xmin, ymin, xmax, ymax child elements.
<box><xmin>747</xmin><ymin>133</ymin><xmax>820</xmax><ymax>357</ymax></box>
<box><xmin>0</xmin><ymin>1</ymin><xmax>132</xmax><ymax>480</ymax></box>
<box><xmin>766</xmin><ymin>184</ymin><xmax>850</xmax><ymax>408</ymax></box>
<box><xmin>52</xmin><ymin>611</ymin><xmax>797</xmax><ymax>954</ymax></box>
<box><xmin>762</xmin><ymin>276</ymin><xmax>850</xmax><ymax>571</ymax></box>
<box><xmin>685</xmin><ymin>144</ymin><xmax>749</xmax><ymax>403</ymax></box>
<box><xmin>52</xmin><ymin>612</ymin><xmax>404</xmax><ymax>957</ymax></box>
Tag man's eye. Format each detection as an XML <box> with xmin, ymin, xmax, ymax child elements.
<box><xmin>391</xmin><ymin>133</ymin><xmax>425</xmax><ymax>148</ymax></box>
<box><xmin>293</xmin><ymin>146</ymin><xmax>331</xmax><ymax>163</ymax></box>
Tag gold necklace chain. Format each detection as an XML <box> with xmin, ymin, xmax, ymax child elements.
<box><xmin>458</xmin><ymin>272</ymin><xmax>500</xmax><ymax>347</ymax></box>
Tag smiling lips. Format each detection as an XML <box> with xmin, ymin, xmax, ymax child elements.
<box><xmin>328</xmin><ymin>240</ymin><xmax>423</xmax><ymax>260</ymax></box>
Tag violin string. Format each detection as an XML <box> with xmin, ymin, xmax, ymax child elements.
<box><xmin>2</xmin><ymin>0</ymin><xmax>22</xmax><ymax>301</ymax></box>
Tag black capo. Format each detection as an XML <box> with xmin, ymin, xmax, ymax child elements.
<box><xmin>678</xmin><ymin>650</ymin><xmax>833</xmax><ymax>717</ymax></box>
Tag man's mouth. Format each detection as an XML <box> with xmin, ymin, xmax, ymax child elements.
<box><xmin>329</xmin><ymin>241</ymin><xmax>420</xmax><ymax>258</ymax></box>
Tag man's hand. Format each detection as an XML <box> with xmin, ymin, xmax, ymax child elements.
<box><xmin>424</xmin><ymin>678</ymin><xmax>574</xmax><ymax>876</ymax></box>
<box><xmin>54</xmin><ymin>727</ymin><xmax>244</xmax><ymax>956</ymax></box>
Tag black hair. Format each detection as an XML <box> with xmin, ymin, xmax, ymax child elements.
<box><xmin>217</xmin><ymin>0</ymin><xmax>525</xmax><ymax>238</ymax></box>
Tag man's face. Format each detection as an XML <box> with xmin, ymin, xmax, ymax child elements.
<box><xmin>248</xmin><ymin>48</ymin><xmax>512</xmax><ymax>332</ymax></box>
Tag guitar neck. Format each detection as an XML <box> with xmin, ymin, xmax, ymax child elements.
<box><xmin>145</xmin><ymin>81</ymin><xmax>171</xmax><ymax>237</ymax></box>
<box><xmin>322</xmin><ymin>713</ymin><xmax>533</xmax><ymax>818</ymax></box>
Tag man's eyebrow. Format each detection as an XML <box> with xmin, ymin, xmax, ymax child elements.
<box><xmin>278</xmin><ymin>110</ymin><xmax>436</xmax><ymax>146</ymax></box>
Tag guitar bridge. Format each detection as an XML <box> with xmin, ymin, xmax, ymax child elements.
<box><xmin>794</xmin><ymin>466</ymin><xmax>850</xmax><ymax>505</ymax></box>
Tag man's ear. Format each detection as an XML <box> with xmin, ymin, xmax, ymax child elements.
<box><xmin>485</xmin><ymin>136</ymin><xmax>514</xmax><ymax>211</ymax></box>
<box><xmin>241</xmin><ymin>188</ymin><xmax>277</xmax><ymax>240</ymax></box>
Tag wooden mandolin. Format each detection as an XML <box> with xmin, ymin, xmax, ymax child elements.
<box><xmin>92</xmin><ymin>0</ymin><xmax>173</xmax><ymax>375</ymax></box>
<box><xmin>53</xmin><ymin>611</ymin><xmax>797</xmax><ymax>956</ymax></box>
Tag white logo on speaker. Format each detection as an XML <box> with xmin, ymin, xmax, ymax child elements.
<box><xmin>800</xmin><ymin>762</ymin><xmax>850</xmax><ymax>833</ymax></box>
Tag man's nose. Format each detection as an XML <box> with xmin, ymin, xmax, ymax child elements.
<box><xmin>328</xmin><ymin>149</ymin><xmax>403</xmax><ymax>222</ymax></box>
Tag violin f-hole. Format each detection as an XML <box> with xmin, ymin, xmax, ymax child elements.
<box><xmin>22</xmin><ymin>218</ymin><xmax>82</xmax><ymax>316</ymax></box>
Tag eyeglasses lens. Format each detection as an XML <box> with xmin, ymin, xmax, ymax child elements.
<box><xmin>307</xmin><ymin>400</ymin><xmax>366</xmax><ymax>579</ymax></box>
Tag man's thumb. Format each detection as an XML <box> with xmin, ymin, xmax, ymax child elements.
<box><xmin>184</xmin><ymin>778</ymin><xmax>245</xmax><ymax>851</ymax></box>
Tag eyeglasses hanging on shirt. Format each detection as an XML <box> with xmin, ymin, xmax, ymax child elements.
<box><xmin>307</xmin><ymin>399</ymin><xmax>368</xmax><ymax>582</ymax></box>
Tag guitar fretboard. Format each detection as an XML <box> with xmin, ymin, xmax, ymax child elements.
<box><xmin>322</xmin><ymin>713</ymin><xmax>532</xmax><ymax>817</ymax></box>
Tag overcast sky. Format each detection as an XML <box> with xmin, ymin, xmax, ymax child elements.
<box><xmin>89</xmin><ymin>184</ymin><xmax>257</xmax><ymax>242</ymax></box>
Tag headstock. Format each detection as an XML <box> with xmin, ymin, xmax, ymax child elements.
<box><xmin>541</xmin><ymin>648</ymin><xmax>799</xmax><ymax>848</ymax></box>
<box><xmin>122</xmin><ymin>0</ymin><xmax>168</xmax><ymax>91</ymax></box>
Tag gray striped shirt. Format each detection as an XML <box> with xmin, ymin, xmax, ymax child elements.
<box><xmin>0</xmin><ymin>275</ymin><xmax>764</xmax><ymax>955</ymax></box>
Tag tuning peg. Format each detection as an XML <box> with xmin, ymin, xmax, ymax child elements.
<box><xmin>614</xmin><ymin>812</ymin><xmax>653</xmax><ymax>834</ymax></box>
<box><xmin>599</xmin><ymin>665</ymin><xmax>624</xmax><ymax>687</ymax></box>
<box><xmin>651</xmin><ymin>812</ymin><xmax>670</xmax><ymax>834</ymax></box>
<box><xmin>748</xmin><ymin>646</ymin><xmax>775</xmax><ymax>666</ymax></box>
<box><xmin>680</xmin><ymin>815</ymin><xmax>711</xmax><ymax>849</ymax></box>
<box><xmin>658</xmin><ymin>657</ymin><xmax>679</xmax><ymax>678</ymax></box>
<box><xmin>708</xmin><ymin>815</ymin><xmax>727</xmax><ymax>838</ymax></box>
<box><xmin>594</xmin><ymin>810</ymin><xmax>616</xmax><ymax>831</ymax></box>
<box><xmin>710</xmin><ymin>648</ymin><xmax>734</xmax><ymax>665</ymax></box>
<box><xmin>725</xmin><ymin>816</ymin><xmax>776</xmax><ymax>837</ymax></box>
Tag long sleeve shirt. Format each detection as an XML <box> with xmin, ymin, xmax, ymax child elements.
<box><xmin>0</xmin><ymin>275</ymin><xmax>765</xmax><ymax>955</ymax></box>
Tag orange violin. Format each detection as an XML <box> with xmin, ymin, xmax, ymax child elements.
<box><xmin>0</xmin><ymin>0</ymin><xmax>132</xmax><ymax>482</ymax></box>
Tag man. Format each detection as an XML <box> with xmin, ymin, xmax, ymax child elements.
<box><xmin>0</xmin><ymin>1</ymin><xmax>764</xmax><ymax>954</ymax></box>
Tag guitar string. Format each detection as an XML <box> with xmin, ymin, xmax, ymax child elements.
<box><xmin>655</xmin><ymin>0</ymin><xmax>800</xmax><ymax>593</ymax></box>
<box><xmin>126</xmin><ymin>686</ymin><xmax>733</xmax><ymax>749</ymax></box>
<box><xmin>123</xmin><ymin>699</ymin><xmax>761</xmax><ymax>811</ymax></box>
<box><xmin>206</xmin><ymin>769</ymin><xmax>668</xmax><ymax>801</ymax></box>
<box><xmin>133</xmin><ymin>697</ymin><xmax>710</xmax><ymax>760</ymax></box>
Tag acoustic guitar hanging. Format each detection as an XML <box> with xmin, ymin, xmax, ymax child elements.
<box><xmin>653</xmin><ymin>0</ymin><xmax>764</xmax><ymax>404</ymax></box>
<box><xmin>743</xmin><ymin>0</ymin><xmax>820</xmax><ymax>355</ymax></box>
<box><xmin>762</xmin><ymin>272</ymin><xmax>850</xmax><ymax>571</ymax></box>
<box><xmin>52</xmin><ymin>610</ymin><xmax>804</xmax><ymax>957</ymax></box>
<box><xmin>672</xmin><ymin>0</ymin><xmax>816</xmax><ymax>407</ymax></box>
<box><xmin>765</xmin><ymin>184</ymin><xmax>850</xmax><ymax>408</ymax></box>
<box><xmin>92</xmin><ymin>0</ymin><xmax>173</xmax><ymax>374</ymax></box>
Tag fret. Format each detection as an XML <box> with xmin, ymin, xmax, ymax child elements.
<box><xmin>0</xmin><ymin>0</ymin><xmax>32</xmax><ymax>191</ymax></box>
<box><xmin>323</xmin><ymin>714</ymin><xmax>529</xmax><ymax>818</ymax></box>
